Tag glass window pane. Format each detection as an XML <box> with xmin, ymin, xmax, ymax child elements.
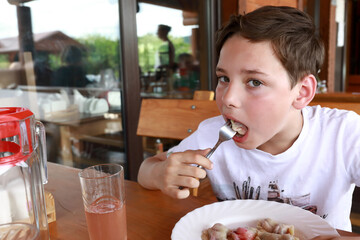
<box><xmin>0</xmin><ymin>0</ymin><xmax>125</xmax><ymax>174</ymax></box>
<box><xmin>135</xmin><ymin>2</ymin><xmax>215</xmax><ymax>156</ymax></box>
<box><xmin>137</xmin><ymin>2</ymin><xmax>201</xmax><ymax>99</ymax></box>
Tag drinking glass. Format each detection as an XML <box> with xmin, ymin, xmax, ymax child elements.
<box><xmin>79</xmin><ymin>164</ymin><xmax>127</xmax><ymax>240</ymax></box>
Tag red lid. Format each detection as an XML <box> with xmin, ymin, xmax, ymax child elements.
<box><xmin>0</xmin><ymin>107</ymin><xmax>33</xmax><ymax>139</ymax></box>
<box><xmin>0</xmin><ymin>107</ymin><xmax>34</xmax><ymax>165</ymax></box>
<box><xmin>0</xmin><ymin>107</ymin><xmax>34</xmax><ymax>124</ymax></box>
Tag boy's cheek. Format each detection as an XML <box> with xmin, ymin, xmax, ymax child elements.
<box><xmin>215</xmin><ymin>95</ymin><xmax>224</xmax><ymax>109</ymax></box>
<box><xmin>215</xmin><ymin>86</ymin><xmax>224</xmax><ymax>100</ymax></box>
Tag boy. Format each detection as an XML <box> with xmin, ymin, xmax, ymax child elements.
<box><xmin>138</xmin><ymin>6</ymin><xmax>360</xmax><ymax>233</ymax></box>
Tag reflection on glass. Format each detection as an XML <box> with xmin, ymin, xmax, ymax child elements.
<box><xmin>137</xmin><ymin>3</ymin><xmax>200</xmax><ymax>98</ymax></box>
<box><xmin>0</xmin><ymin>0</ymin><xmax>124</xmax><ymax>172</ymax></box>
<box><xmin>52</xmin><ymin>45</ymin><xmax>90</xmax><ymax>88</ymax></box>
<box><xmin>157</xmin><ymin>24</ymin><xmax>175</xmax><ymax>69</ymax></box>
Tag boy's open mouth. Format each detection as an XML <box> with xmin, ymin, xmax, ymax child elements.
<box><xmin>230</xmin><ymin>119</ymin><xmax>248</xmax><ymax>137</ymax></box>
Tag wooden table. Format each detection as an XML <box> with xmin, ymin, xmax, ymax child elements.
<box><xmin>45</xmin><ymin>162</ymin><xmax>358</xmax><ymax>239</ymax></box>
<box><xmin>45</xmin><ymin>162</ymin><xmax>215</xmax><ymax>239</ymax></box>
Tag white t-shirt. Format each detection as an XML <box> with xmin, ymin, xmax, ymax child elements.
<box><xmin>168</xmin><ymin>105</ymin><xmax>360</xmax><ymax>231</ymax></box>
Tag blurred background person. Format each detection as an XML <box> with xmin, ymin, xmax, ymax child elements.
<box><xmin>156</xmin><ymin>24</ymin><xmax>175</xmax><ymax>69</ymax></box>
<box><xmin>34</xmin><ymin>52</ymin><xmax>53</xmax><ymax>86</ymax></box>
<box><xmin>148</xmin><ymin>24</ymin><xmax>176</xmax><ymax>93</ymax></box>
<box><xmin>174</xmin><ymin>53</ymin><xmax>199</xmax><ymax>91</ymax></box>
<box><xmin>52</xmin><ymin>45</ymin><xmax>90</xmax><ymax>87</ymax></box>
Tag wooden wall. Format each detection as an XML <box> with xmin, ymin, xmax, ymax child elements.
<box><xmin>238</xmin><ymin>0</ymin><xmax>300</xmax><ymax>13</ymax></box>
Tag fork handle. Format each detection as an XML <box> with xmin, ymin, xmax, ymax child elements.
<box><xmin>205</xmin><ymin>139</ymin><xmax>222</xmax><ymax>159</ymax></box>
<box><xmin>196</xmin><ymin>139</ymin><xmax>222</xmax><ymax>170</ymax></box>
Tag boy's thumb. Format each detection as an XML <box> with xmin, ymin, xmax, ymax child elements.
<box><xmin>198</xmin><ymin>148</ymin><xmax>211</xmax><ymax>157</ymax></box>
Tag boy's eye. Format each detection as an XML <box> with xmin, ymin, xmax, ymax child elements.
<box><xmin>248</xmin><ymin>79</ymin><xmax>262</xmax><ymax>87</ymax></box>
<box><xmin>217</xmin><ymin>76</ymin><xmax>229</xmax><ymax>83</ymax></box>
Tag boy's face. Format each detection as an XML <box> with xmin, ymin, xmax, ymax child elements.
<box><xmin>215</xmin><ymin>35</ymin><xmax>303</xmax><ymax>153</ymax></box>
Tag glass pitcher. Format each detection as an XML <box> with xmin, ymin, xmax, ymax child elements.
<box><xmin>0</xmin><ymin>107</ymin><xmax>49</xmax><ymax>240</ymax></box>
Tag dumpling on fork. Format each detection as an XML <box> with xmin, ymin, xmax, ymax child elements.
<box><xmin>230</xmin><ymin>119</ymin><xmax>248</xmax><ymax>136</ymax></box>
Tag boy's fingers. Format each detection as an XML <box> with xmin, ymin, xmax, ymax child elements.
<box><xmin>176</xmin><ymin>188</ymin><xmax>191</xmax><ymax>199</ymax></box>
<box><xmin>166</xmin><ymin>186</ymin><xmax>190</xmax><ymax>199</ymax></box>
<box><xmin>174</xmin><ymin>175</ymin><xmax>200</xmax><ymax>189</ymax></box>
<box><xmin>172</xmin><ymin>149</ymin><xmax>213</xmax><ymax>170</ymax></box>
<box><xmin>176</xmin><ymin>164</ymin><xmax>207</xmax><ymax>179</ymax></box>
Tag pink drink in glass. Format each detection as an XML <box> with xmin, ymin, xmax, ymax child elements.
<box><xmin>85</xmin><ymin>196</ymin><xmax>127</xmax><ymax>240</ymax></box>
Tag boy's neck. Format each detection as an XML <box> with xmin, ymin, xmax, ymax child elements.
<box><xmin>256</xmin><ymin>110</ymin><xmax>304</xmax><ymax>155</ymax></box>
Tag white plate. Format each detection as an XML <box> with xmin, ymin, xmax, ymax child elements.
<box><xmin>171</xmin><ymin>200</ymin><xmax>339</xmax><ymax>240</ymax></box>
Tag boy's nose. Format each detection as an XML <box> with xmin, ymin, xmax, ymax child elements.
<box><xmin>222</xmin><ymin>83</ymin><xmax>242</xmax><ymax>108</ymax></box>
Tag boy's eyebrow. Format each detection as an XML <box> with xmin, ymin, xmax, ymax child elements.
<box><xmin>216</xmin><ymin>67</ymin><xmax>268</xmax><ymax>76</ymax></box>
<box><xmin>215</xmin><ymin>67</ymin><xmax>226</xmax><ymax>73</ymax></box>
<box><xmin>242</xmin><ymin>69</ymin><xmax>268</xmax><ymax>76</ymax></box>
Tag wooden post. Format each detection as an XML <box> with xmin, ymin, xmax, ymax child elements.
<box><xmin>318</xmin><ymin>0</ymin><xmax>336</xmax><ymax>92</ymax></box>
<box><xmin>16</xmin><ymin>6</ymin><xmax>35</xmax><ymax>64</ymax></box>
<box><xmin>238</xmin><ymin>0</ymin><xmax>299</xmax><ymax>13</ymax></box>
<box><xmin>221</xmin><ymin>0</ymin><xmax>238</xmax><ymax>24</ymax></box>
<box><xmin>118</xmin><ymin>0</ymin><xmax>142</xmax><ymax>181</ymax></box>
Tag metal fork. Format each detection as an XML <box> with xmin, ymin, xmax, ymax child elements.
<box><xmin>192</xmin><ymin>121</ymin><xmax>236</xmax><ymax>196</ymax></box>
<box><xmin>206</xmin><ymin>120</ymin><xmax>236</xmax><ymax>158</ymax></box>
<box><xmin>198</xmin><ymin>120</ymin><xmax>236</xmax><ymax>168</ymax></box>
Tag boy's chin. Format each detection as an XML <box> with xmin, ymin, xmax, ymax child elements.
<box><xmin>233</xmin><ymin>141</ymin><xmax>256</xmax><ymax>150</ymax></box>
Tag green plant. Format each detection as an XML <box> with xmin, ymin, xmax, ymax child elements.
<box><xmin>0</xmin><ymin>54</ymin><xmax>9</xmax><ymax>69</ymax></box>
<box><xmin>78</xmin><ymin>35</ymin><xmax>120</xmax><ymax>78</ymax></box>
<box><xmin>138</xmin><ymin>34</ymin><xmax>191</xmax><ymax>74</ymax></box>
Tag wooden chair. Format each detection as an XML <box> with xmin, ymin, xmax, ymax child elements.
<box><xmin>137</xmin><ymin>98</ymin><xmax>219</xmax><ymax>198</ymax></box>
<box><xmin>312</xmin><ymin>93</ymin><xmax>360</xmax><ymax>103</ymax></box>
<box><xmin>193</xmin><ymin>90</ymin><xmax>215</xmax><ymax>101</ymax></box>
<box><xmin>137</xmin><ymin>99</ymin><xmax>219</xmax><ymax>140</ymax></box>
<box><xmin>309</xmin><ymin>101</ymin><xmax>360</xmax><ymax>115</ymax></box>
<box><xmin>138</xmin><ymin>90</ymin><xmax>216</xmax><ymax>154</ymax></box>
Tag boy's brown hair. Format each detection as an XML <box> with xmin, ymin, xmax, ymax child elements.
<box><xmin>215</xmin><ymin>6</ymin><xmax>325</xmax><ymax>88</ymax></box>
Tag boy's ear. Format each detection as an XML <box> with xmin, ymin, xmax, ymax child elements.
<box><xmin>292</xmin><ymin>74</ymin><xmax>317</xmax><ymax>109</ymax></box>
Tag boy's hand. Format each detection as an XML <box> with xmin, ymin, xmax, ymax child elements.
<box><xmin>156</xmin><ymin>149</ymin><xmax>213</xmax><ymax>199</ymax></box>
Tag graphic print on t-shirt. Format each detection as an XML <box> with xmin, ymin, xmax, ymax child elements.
<box><xmin>233</xmin><ymin>176</ymin><xmax>260</xmax><ymax>200</ymax></box>
<box><xmin>266</xmin><ymin>180</ymin><xmax>318</xmax><ymax>214</ymax></box>
<box><xmin>230</xmin><ymin>177</ymin><xmax>318</xmax><ymax>215</ymax></box>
